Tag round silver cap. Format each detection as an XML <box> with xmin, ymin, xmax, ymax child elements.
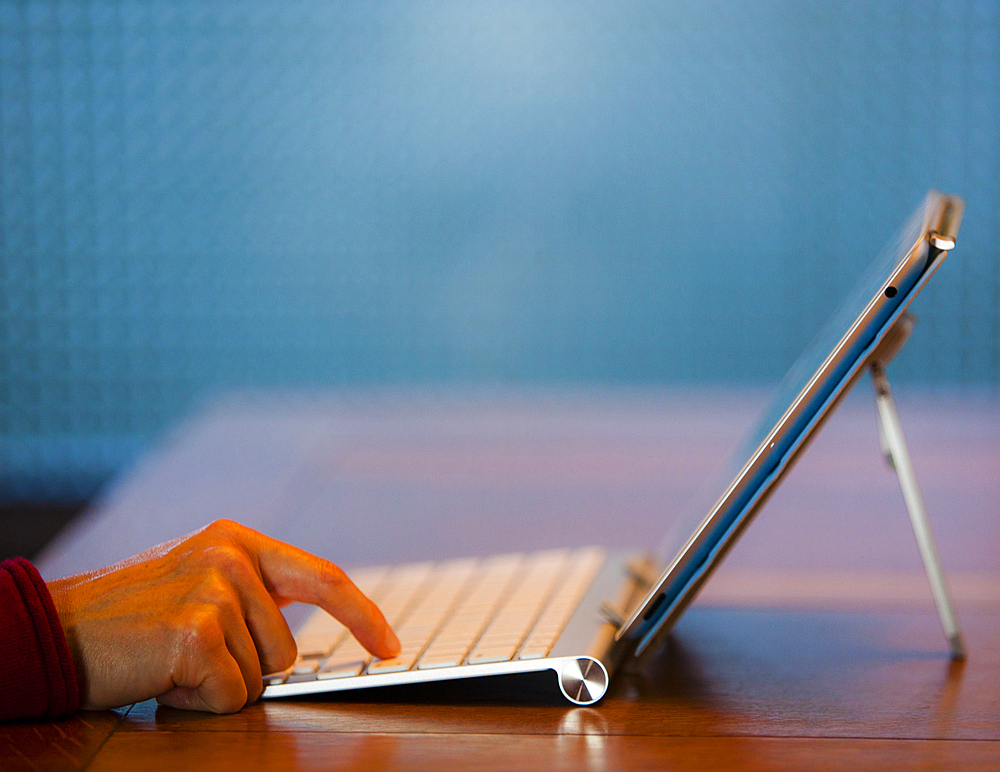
<box><xmin>558</xmin><ymin>657</ymin><xmax>608</xmax><ymax>705</ymax></box>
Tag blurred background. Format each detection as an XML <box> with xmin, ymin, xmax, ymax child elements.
<box><xmin>2</xmin><ymin>1</ymin><xmax>998</xmax><ymax>553</ymax></box>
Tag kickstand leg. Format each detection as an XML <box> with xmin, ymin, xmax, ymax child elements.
<box><xmin>871</xmin><ymin>362</ymin><xmax>967</xmax><ymax>660</ymax></box>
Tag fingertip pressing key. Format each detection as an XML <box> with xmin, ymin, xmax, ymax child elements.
<box><xmin>383</xmin><ymin>625</ymin><xmax>401</xmax><ymax>657</ymax></box>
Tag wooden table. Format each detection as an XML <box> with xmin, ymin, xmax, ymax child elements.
<box><xmin>6</xmin><ymin>390</ymin><xmax>1000</xmax><ymax>770</ymax></box>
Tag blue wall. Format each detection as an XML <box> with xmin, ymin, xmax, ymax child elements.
<box><xmin>2</xmin><ymin>0</ymin><xmax>999</xmax><ymax>499</ymax></box>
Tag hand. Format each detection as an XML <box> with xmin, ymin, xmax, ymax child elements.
<box><xmin>46</xmin><ymin>519</ymin><xmax>400</xmax><ymax>713</ymax></box>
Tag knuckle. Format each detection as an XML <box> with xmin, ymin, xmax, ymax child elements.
<box><xmin>176</xmin><ymin>608</ymin><xmax>224</xmax><ymax>653</ymax></box>
<box><xmin>215</xmin><ymin>684</ymin><xmax>248</xmax><ymax>714</ymax></box>
<box><xmin>202</xmin><ymin>575</ymin><xmax>241</xmax><ymax>614</ymax></box>
<box><xmin>204</xmin><ymin>519</ymin><xmax>242</xmax><ymax>541</ymax></box>
<box><xmin>202</xmin><ymin>518</ymin><xmax>250</xmax><ymax>541</ymax></box>
<box><xmin>205</xmin><ymin>542</ymin><xmax>249</xmax><ymax>573</ymax></box>
<box><xmin>190</xmin><ymin>546</ymin><xmax>255</xmax><ymax>593</ymax></box>
<box><xmin>192</xmin><ymin>528</ymin><xmax>259</xmax><ymax>585</ymax></box>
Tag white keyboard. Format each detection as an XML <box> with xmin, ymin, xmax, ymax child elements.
<box><xmin>265</xmin><ymin>547</ymin><xmax>606</xmax><ymax>686</ymax></box>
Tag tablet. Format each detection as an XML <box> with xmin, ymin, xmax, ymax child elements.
<box><xmin>618</xmin><ymin>190</ymin><xmax>964</xmax><ymax>653</ymax></box>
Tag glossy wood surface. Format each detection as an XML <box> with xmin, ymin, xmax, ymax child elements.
<box><xmin>8</xmin><ymin>391</ymin><xmax>1000</xmax><ymax>770</ymax></box>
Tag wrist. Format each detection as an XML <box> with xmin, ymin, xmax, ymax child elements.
<box><xmin>46</xmin><ymin>578</ymin><xmax>89</xmax><ymax>708</ymax></box>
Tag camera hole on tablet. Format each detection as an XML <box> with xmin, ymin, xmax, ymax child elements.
<box><xmin>885</xmin><ymin>286</ymin><xmax>898</xmax><ymax>298</ymax></box>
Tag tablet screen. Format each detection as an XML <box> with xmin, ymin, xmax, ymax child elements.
<box><xmin>620</xmin><ymin>191</ymin><xmax>959</xmax><ymax>647</ymax></box>
<box><xmin>655</xmin><ymin>197</ymin><xmax>931</xmax><ymax>565</ymax></box>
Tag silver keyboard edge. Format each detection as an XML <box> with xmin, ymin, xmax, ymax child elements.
<box><xmin>261</xmin><ymin>655</ymin><xmax>608</xmax><ymax>705</ymax></box>
<box><xmin>262</xmin><ymin>551</ymin><xmax>638</xmax><ymax>705</ymax></box>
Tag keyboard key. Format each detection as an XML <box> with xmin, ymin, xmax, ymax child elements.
<box><xmin>317</xmin><ymin>660</ymin><xmax>366</xmax><ymax>680</ymax></box>
<box><xmin>292</xmin><ymin>657</ymin><xmax>322</xmax><ymax>676</ymax></box>
<box><xmin>263</xmin><ymin>669</ymin><xmax>291</xmax><ymax>685</ymax></box>
<box><xmin>416</xmin><ymin>653</ymin><xmax>463</xmax><ymax>670</ymax></box>
<box><xmin>467</xmin><ymin>646</ymin><xmax>515</xmax><ymax>665</ymax></box>
<box><xmin>367</xmin><ymin>656</ymin><xmax>414</xmax><ymax>674</ymax></box>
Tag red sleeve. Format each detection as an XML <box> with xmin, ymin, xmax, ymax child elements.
<box><xmin>0</xmin><ymin>558</ymin><xmax>80</xmax><ymax>721</ymax></box>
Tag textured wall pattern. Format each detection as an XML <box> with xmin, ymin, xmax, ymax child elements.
<box><xmin>1</xmin><ymin>0</ymin><xmax>998</xmax><ymax>498</ymax></box>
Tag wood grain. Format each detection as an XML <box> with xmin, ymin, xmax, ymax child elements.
<box><xmin>0</xmin><ymin>709</ymin><xmax>127</xmax><ymax>772</ymax></box>
<box><xmin>87</xmin><ymin>733</ymin><xmax>1000</xmax><ymax>772</ymax></box>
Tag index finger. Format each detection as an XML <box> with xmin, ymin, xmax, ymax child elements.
<box><xmin>234</xmin><ymin>526</ymin><xmax>401</xmax><ymax>660</ymax></box>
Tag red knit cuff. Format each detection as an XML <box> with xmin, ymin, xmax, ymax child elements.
<box><xmin>0</xmin><ymin>558</ymin><xmax>80</xmax><ymax>721</ymax></box>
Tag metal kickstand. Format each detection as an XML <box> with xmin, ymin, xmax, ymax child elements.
<box><xmin>869</xmin><ymin>313</ymin><xmax>967</xmax><ymax>660</ymax></box>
